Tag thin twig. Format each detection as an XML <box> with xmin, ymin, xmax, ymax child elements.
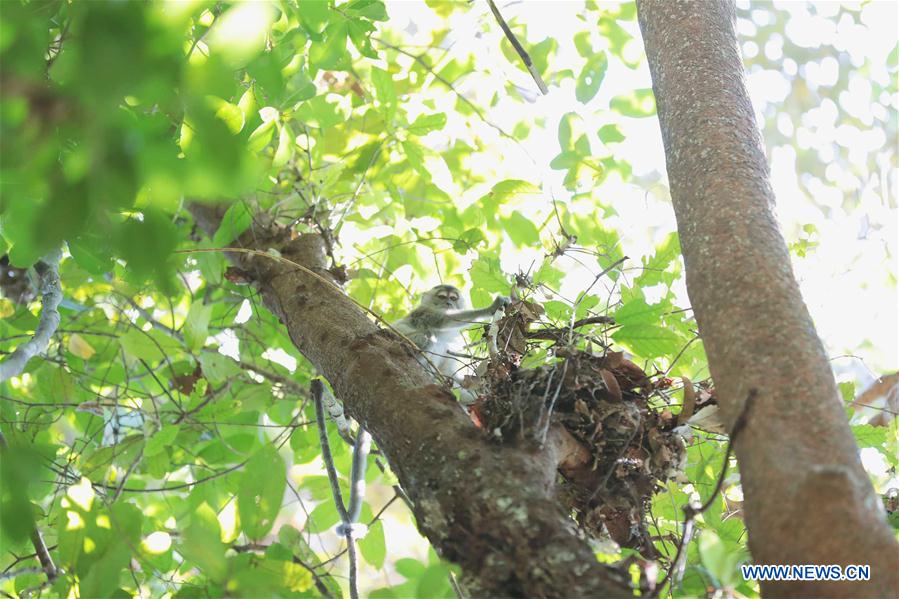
<box><xmin>313</xmin><ymin>379</ymin><xmax>359</xmax><ymax>599</ymax></box>
<box><xmin>87</xmin><ymin>460</ymin><xmax>247</xmax><ymax>494</ymax></box>
<box><xmin>449</xmin><ymin>571</ymin><xmax>466</xmax><ymax>599</ymax></box>
<box><xmin>486</xmin><ymin>0</ymin><xmax>549</xmax><ymax>94</ymax></box>
<box><xmin>527</xmin><ymin>315</ymin><xmax>615</xmax><ymax>340</ymax></box>
<box><xmin>374</xmin><ymin>456</ymin><xmax>413</xmax><ymax>510</ymax></box>
<box><xmin>538</xmin><ymin>361</ymin><xmax>568</xmax><ymax>444</ymax></box>
<box><xmin>0</xmin><ymin>567</ymin><xmax>44</xmax><ymax>582</ymax></box>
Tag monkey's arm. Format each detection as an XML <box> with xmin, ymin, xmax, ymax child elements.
<box><xmin>444</xmin><ymin>296</ymin><xmax>510</xmax><ymax>325</ymax></box>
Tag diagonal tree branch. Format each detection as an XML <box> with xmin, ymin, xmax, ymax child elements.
<box><xmin>188</xmin><ymin>203</ymin><xmax>632</xmax><ymax>598</ymax></box>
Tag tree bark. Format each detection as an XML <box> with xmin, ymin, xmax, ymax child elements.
<box><xmin>636</xmin><ymin>1</ymin><xmax>899</xmax><ymax>596</ymax></box>
<box><xmin>189</xmin><ymin>205</ymin><xmax>632</xmax><ymax>598</ymax></box>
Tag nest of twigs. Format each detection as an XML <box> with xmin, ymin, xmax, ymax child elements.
<box><xmin>470</xmin><ymin>301</ymin><xmax>687</xmax><ymax>557</ymax></box>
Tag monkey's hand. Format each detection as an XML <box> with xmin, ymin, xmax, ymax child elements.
<box><xmin>491</xmin><ymin>296</ymin><xmax>512</xmax><ymax>312</ymax></box>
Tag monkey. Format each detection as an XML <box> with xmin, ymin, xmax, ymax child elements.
<box><xmin>393</xmin><ymin>284</ymin><xmax>510</xmax><ymax>402</ymax></box>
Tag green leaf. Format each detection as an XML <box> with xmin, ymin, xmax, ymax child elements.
<box><xmin>635</xmin><ymin>233</ymin><xmax>681</xmax><ymax>287</ymax></box>
<box><xmin>198</xmin><ymin>352</ymin><xmax>241</xmax><ymax>384</ymax></box>
<box><xmin>228</xmin><ymin>555</ymin><xmax>315</xmax><ymax>594</ymax></box>
<box><xmin>247</xmin><ymin>52</ymin><xmax>286</xmax><ymax>102</ymax></box>
<box><xmin>179</xmin><ymin>503</ymin><xmax>228</xmax><ymax>582</ymax></box>
<box><xmin>598</xmin><ymin>123</ymin><xmax>625</xmax><ymax>144</ymax></box>
<box><xmin>359</xmin><ymin>520</ymin><xmax>386</xmax><ymax>569</ymax></box>
<box><xmin>573</xmin><ymin>31</ymin><xmax>593</xmax><ymax>57</ymax></box>
<box><xmin>504</xmin><ymin>211</ymin><xmax>540</xmax><ymax>246</ymax></box>
<box><xmin>452</xmin><ymin>228</ymin><xmax>487</xmax><ymax>253</ymax></box>
<box><xmin>372</xmin><ymin>67</ymin><xmax>397</xmax><ymax>123</ymax></box>
<box><xmin>408</xmin><ymin>112</ymin><xmax>447</xmax><ymax>135</ymax></box>
<box><xmin>291</xmin><ymin>425</ymin><xmax>323</xmax><ymax>463</ymax></box>
<box><xmin>273</xmin><ymin>559</ymin><xmax>314</xmax><ymax>592</ymax></box>
<box><xmin>305</xmin><ymin>500</ymin><xmax>340</xmax><ymax>533</ymax></box>
<box><xmin>213</xmin><ymin>201</ymin><xmax>253</xmax><ymax>246</ymax></box>
<box><xmin>557</xmin><ymin>111</ymin><xmax>583</xmax><ymax>150</ymax></box>
<box><xmin>348</xmin><ymin>18</ymin><xmax>378</xmax><ymax>58</ymax></box>
<box><xmin>610</xmin><ymin>88</ymin><xmax>656</xmax><ymax>117</ymax></box>
<box><xmin>839</xmin><ymin>381</ymin><xmax>855</xmax><ymax>403</ymax></box>
<box><xmin>395</xmin><ymin>557</ymin><xmax>427</xmax><ymax>580</ymax></box>
<box><xmin>417</xmin><ymin>563</ymin><xmax>454</xmax><ymax>598</ymax></box>
<box><xmin>346</xmin><ymin>0</ymin><xmax>389</xmax><ymax>21</ymax></box>
<box><xmin>196</xmin><ymin>238</ymin><xmax>225</xmax><ymax>286</ymax></box>
<box><xmin>237</xmin><ymin>87</ymin><xmax>256</xmax><ymax>122</ymax></box>
<box><xmin>613</xmin><ymin>297</ymin><xmax>668</xmax><ymax>326</ymax></box>
<box><xmin>145</xmin><ymin>425</ymin><xmax>180</xmax><ymax>457</ymax></box>
<box><xmin>296</xmin><ymin>0</ymin><xmax>331</xmax><ymax>35</ymax></box>
<box><xmin>310</xmin><ymin>21</ymin><xmax>350</xmax><ymax>71</ymax></box>
<box><xmin>611</xmin><ymin>324</ymin><xmax>683</xmax><ymax>359</ymax></box>
<box><xmin>402</xmin><ymin>140</ymin><xmax>428</xmax><ymax>179</ymax></box>
<box><xmin>272</xmin><ymin>123</ymin><xmax>294</xmax><ymax>168</ymax></box>
<box><xmin>82</xmin><ymin>435</ymin><xmax>144</xmax><ymax>480</ymax></box>
<box><xmin>698</xmin><ymin>531</ymin><xmax>741</xmax><ymax>588</ymax></box>
<box><xmin>238</xmin><ymin>446</ymin><xmax>287</xmax><ymax>539</ymax></box>
<box><xmin>34</xmin><ymin>364</ymin><xmax>81</xmax><ymax>404</ymax></box>
<box><xmin>79</xmin><ymin>503</ymin><xmax>143</xmax><ymax>599</ymax></box>
<box><xmin>184</xmin><ymin>301</ymin><xmax>213</xmax><ymax>351</ymax></box>
<box><xmin>469</xmin><ymin>255</ymin><xmax>509</xmax><ymax>295</ymax></box>
<box><xmin>119</xmin><ymin>328</ymin><xmax>183</xmax><ymax>363</ymax></box>
<box><xmin>248</xmin><ymin>117</ymin><xmax>277</xmax><ymax>153</ymax></box>
<box><xmin>69</xmin><ymin>235</ymin><xmax>114</xmax><ymax>275</ymax></box>
<box><xmin>210</xmin><ymin>97</ymin><xmax>244</xmax><ymax>134</ymax></box>
<box><xmin>116</xmin><ymin>211</ymin><xmax>178</xmax><ymax>288</ymax></box>
<box><xmin>549</xmin><ymin>151</ymin><xmax>578</xmax><ymax>170</ymax></box>
<box><xmin>575</xmin><ymin>51</ymin><xmax>608</xmax><ymax>103</ymax></box>
<box><xmin>851</xmin><ymin>424</ymin><xmax>887</xmax><ymax>449</ymax></box>
<box><xmin>486</xmin><ymin>179</ymin><xmax>541</xmax><ymax>204</ymax></box>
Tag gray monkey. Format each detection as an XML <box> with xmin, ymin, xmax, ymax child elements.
<box><xmin>393</xmin><ymin>284</ymin><xmax>510</xmax><ymax>401</ymax></box>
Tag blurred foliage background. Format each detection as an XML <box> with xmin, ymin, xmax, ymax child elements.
<box><xmin>0</xmin><ymin>1</ymin><xmax>895</xmax><ymax>597</ymax></box>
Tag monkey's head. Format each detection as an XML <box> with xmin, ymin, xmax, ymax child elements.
<box><xmin>421</xmin><ymin>285</ymin><xmax>466</xmax><ymax>310</ymax></box>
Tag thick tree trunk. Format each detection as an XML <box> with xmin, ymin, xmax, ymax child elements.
<box><xmin>189</xmin><ymin>205</ymin><xmax>632</xmax><ymax>598</ymax></box>
<box><xmin>636</xmin><ymin>1</ymin><xmax>899</xmax><ymax>596</ymax></box>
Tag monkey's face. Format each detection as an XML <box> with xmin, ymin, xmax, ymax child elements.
<box><xmin>422</xmin><ymin>285</ymin><xmax>465</xmax><ymax>310</ymax></box>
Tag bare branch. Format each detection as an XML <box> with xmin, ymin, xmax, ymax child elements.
<box><xmin>312</xmin><ymin>379</ymin><xmax>359</xmax><ymax>599</ymax></box>
<box><xmin>0</xmin><ymin>248</ymin><xmax>63</xmax><ymax>382</ymax></box>
<box><xmin>486</xmin><ymin>0</ymin><xmax>549</xmax><ymax>95</ymax></box>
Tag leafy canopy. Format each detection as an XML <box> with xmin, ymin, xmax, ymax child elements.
<box><xmin>1</xmin><ymin>1</ymin><xmax>895</xmax><ymax>598</ymax></box>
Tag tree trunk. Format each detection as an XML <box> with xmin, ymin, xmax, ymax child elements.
<box><xmin>636</xmin><ymin>1</ymin><xmax>899</xmax><ymax>596</ymax></box>
<box><xmin>188</xmin><ymin>205</ymin><xmax>632</xmax><ymax>598</ymax></box>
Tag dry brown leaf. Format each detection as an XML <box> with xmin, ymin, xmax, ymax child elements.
<box><xmin>600</xmin><ymin>369</ymin><xmax>622</xmax><ymax>401</ymax></box>
<box><xmin>678</xmin><ymin>375</ymin><xmax>696</xmax><ymax>425</ymax></box>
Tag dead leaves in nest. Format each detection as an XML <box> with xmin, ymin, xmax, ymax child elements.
<box><xmin>475</xmin><ymin>338</ymin><xmax>687</xmax><ymax>555</ymax></box>
<box><xmin>493</xmin><ymin>297</ymin><xmax>545</xmax><ymax>357</ymax></box>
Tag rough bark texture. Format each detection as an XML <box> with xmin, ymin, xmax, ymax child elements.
<box><xmin>636</xmin><ymin>1</ymin><xmax>899</xmax><ymax>596</ymax></box>
<box><xmin>189</xmin><ymin>205</ymin><xmax>632</xmax><ymax>598</ymax></box>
